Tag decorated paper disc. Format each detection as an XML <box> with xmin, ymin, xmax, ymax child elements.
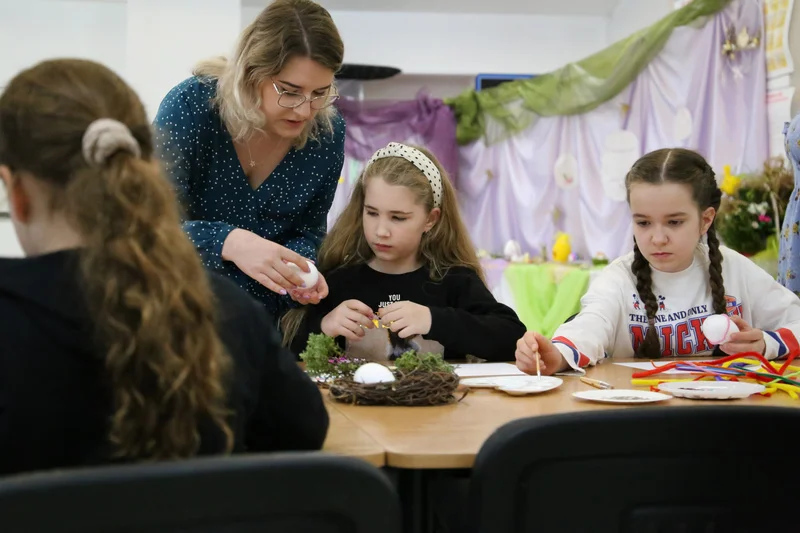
<box><xmin>601</xmin><ymin>130</ymin><xmax>640</xmax><ymax>202</ymax></box>
<box><xmin>674</xmin><ymin>107</ymin><xmax>693</xmax><ymax>143</ymax></box>
<box><xmin>553</xmin><ymin>153</ymin><xmax>579</xmax><ymax>190</ymax></box>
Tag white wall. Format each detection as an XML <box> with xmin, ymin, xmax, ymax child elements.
<box><xmin>326</xmin><ymin>10</ymin><xmax>608</xmax><ymax>76</ymax></box>
<box><xmin>0</xmin><ymin>0</ymin><xmax>126</xmax><ymax>258</ymax></box>
<box><xmin>0</xmin><ymin>0</ymin><xmax>678</xmax><ymax>256</ymax></box>
<box><xmin>127</xmin><ymin>0</ymin><xmax>241</xmax><ymax>120</ymax></box>
<box><xmin>0</xmin><ymin>3</ymin><xmax>649</xmax><ymax>107</ymax></box>
<box><xmin>607</xmin><ymin>0</ymin><xmax>672</xmax><ymax>44</ymax></box>
<box><xmin>0</xmin><ymin>0</ymin><xmax>127</xmax><ymax>88</ymax></box>
<box><xmin>242</xmin><ymin>7</ymin><xmax>609</xmax><ymax>100</ymax></box>
<box><xmin>0</xmin><ymin>220</ymin><xmax>22</xmax><ymax>257</ymax></box>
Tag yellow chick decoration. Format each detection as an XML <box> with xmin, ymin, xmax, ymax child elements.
<box><xmin>720</xmin><ymin>165</ymin><xmax>741</xmax><ymax>196</ymax></box>
<box><xmin>552</xmin><ymin>232</ymin><xmax>571</xmax><ymax>263</ymax></box>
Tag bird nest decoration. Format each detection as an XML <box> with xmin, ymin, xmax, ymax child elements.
<box><xmin>300</xmin><ymin>334</ymin><xmax>463</xmax><ymax>406</ymax></box>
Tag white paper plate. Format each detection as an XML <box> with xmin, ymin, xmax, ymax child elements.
<box><xmin>572</xmin><ymin>389</ymin><xmax>672</xmax><ymax>404</ymax></box>
<box><xmin>657</xmin><ymin>381</ymin><xmax>765</xmax><ymax>400</ymax></box>
<box><xmin>496</xmin><ymin>376</ymin><xmax>563</xmax><ymax>396</ymax></box>
<box><xmin>310</xmin><ymin>373</ymin><xmax>333</xmax><ymax>385</ymax></box>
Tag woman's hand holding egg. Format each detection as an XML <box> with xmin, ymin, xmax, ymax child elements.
<box><xmin>288</xmin><ymin>261</ymin><xmax>328</xmax><ymax>304</ymax></box>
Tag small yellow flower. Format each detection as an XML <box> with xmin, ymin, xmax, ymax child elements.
<box><xmin>720</xmin><ymin>165</ymin><xmax>741</xmax><ymax>196</ymax></box>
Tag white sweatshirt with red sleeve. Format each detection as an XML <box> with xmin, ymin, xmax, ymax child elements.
<box><xmin>552</xmin><ymin>245</ymin><xmax>800</xmax><ymax>372</ymax></box>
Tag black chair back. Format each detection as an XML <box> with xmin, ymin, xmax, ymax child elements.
<box><xmin>0</xmin><ymin>452</ymin><xmax>401</xmax><ymax>533</ymax></box>
<box><xmin>470</xmin><ymin>406</ymin><xmax>799</xmax><ymax>533</ymax></box>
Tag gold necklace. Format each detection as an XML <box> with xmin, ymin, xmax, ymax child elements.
<box><xmin>245</xmin><ymin>142</ymin><xmax>256</xmax><ymax>168</ymax></box>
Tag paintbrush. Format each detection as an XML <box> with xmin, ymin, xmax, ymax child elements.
<box><xmin>580</xmin><ymin>376</ymin><xmax>613</xmax><ymax>389</ymax></box>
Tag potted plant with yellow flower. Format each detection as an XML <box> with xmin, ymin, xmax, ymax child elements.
<box><xmin>716</xmin><ymin>158</ymin><xmax>793</xmax><ymax>273</ymax></box>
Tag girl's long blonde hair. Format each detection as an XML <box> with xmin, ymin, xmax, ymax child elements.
<box><xmin>282</xmin><ymin>145</ymin><xmax>484</xmax><ymax>346</ymax></box>
<box><xmin>194</xmin><ymin>0</ymin><xmax>344</xmax><ymax>149</ymax></box>
<box><xmin>0</xmin><ymin>58</ymin><xmax>233</xmax><ymax>460</ymax></box>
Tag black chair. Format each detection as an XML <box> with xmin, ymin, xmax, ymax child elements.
<box><xmin>0</xmin><ymin>452</ymin><xmax>401</xmax><ymax>533</ymax></box>
<box><xmin>469</xmin><ymin>406</ymin><xmax>800</xmax><ymax>533</ymax></box>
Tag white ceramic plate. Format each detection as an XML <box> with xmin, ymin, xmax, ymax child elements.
<box><xmin>572</xmin><ymin>389</ymin><xmax>672</xmax><ymax>404</ymax></box>
<box><xmin>496</xmin><ymin>376</ymin><xmax>563</xmax><ymax>396</ymax></box>
<box><xmin>657</xmin><ymin>381</ymin><xmax>765</xmax><ymax>400</ymax></box>
<box><xmin>460</xmin><ymin>376</ymin><xmax>536</xmax><ymax>388</ymax></box>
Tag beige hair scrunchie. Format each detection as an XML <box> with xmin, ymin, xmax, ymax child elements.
<box><xmin>81</xmin><ymin>118</ymin><xmax>141</xmax><ymax>167</ymax></box>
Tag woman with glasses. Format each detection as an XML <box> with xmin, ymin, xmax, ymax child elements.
<box><xmin>153</xmin><ymin>0</ymin><xmax>345</xmax><ymax>323</ymax></box>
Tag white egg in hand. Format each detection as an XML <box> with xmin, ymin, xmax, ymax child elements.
<box><xmin>353</xmin><ymin>363</ymin><xmax>396</xmax><ymax>385</ymax></box>
<box><xmin>287</xmin><ymin>260</ymin><xmax>319</xmax><ymax>288</ymax></box>
<box><xmin>701</xmin><ymin>314</ymin><xmax>739</xmax><ymax>345</ymax></box>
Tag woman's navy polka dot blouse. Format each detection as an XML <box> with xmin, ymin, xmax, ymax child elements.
<box><xmin>153</xmin><ymin>76</ymin><xmax>346</xmax><ymax>319</ymax></box>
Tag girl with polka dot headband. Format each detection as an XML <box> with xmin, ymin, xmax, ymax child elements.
<box><xmin>283</xmin><ymin>142</ymin><xmax>526</xmax><ymax>363</ymax></box>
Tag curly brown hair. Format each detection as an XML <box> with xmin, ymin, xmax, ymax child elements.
<box><xmin>0</xmin><ymin>59</ymin><xmax>233</xmax><ymax>459</ymax></box>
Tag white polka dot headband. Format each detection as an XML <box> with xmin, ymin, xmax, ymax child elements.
<box><xmin>366</xmin><ymin>142</ymin><xmax>443</xmax><ymax>207</ymax></box>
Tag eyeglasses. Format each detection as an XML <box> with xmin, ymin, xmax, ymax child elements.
<box><xmin>272</xmin><ymin>80</ymin><xmax>339</xmax><ymax>110</ymax></box>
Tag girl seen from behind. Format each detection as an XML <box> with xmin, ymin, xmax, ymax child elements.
<box><xmin>0</xmin><ymin>58</ymin><xmax>328</xmax><ymax>477</ymax></box>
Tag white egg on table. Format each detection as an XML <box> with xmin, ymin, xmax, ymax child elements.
<box><xmin>701</xmin><ymin>314</ymin><xmax>739</xmax><ymax>345</ymax></box>
<box><xmin>503</xmin><ymin>240</ymin><xmax>522</xmax><ymax>261</ymax></box>
<box><xmin>353</xmin><ymin>363</ymin><xmax>396</xmax><ymax>385</ymax></box>
<box><xmin>286</xmin><ymin>260</ymin><xmax>319</xmax><ymax>288</ymax></box>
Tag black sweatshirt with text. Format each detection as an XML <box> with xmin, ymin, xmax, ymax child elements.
<box><xmin>291</xmin><ymin>264</ymin><xmax>526</xmax><ymax>362</ymax></box>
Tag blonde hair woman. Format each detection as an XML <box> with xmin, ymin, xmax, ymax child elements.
<box><xmin>154</xmin><ymin>0</ymin><xmax>345</xmax><ymax>324</ymax></box>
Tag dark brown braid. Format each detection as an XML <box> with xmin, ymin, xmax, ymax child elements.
<box><xmin>632</xmin><ymin>241</ymin><xmax>663</xmax><ymax>358</ymax></box>
<box><xmin>706</xmin><ymin>187</ymin><xmax>727</xmax><ymax>315</ymax></box>
<box><xmin>626</xmin><ymin>149</ymin><xmax>727</xmax><ymax>358</ymax></box>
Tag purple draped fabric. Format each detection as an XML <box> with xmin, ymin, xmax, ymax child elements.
<box><xmin>458</xmin><ymin>0</ymin><xmax>767</xmax><ymax>261</ymax></box>
<box><xmin>335</xmin><ymin>91</ymin><xmax>459</xmax><ymax>183</ymax></box>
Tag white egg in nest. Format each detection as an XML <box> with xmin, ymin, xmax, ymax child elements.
<box><xmin>287</xmin><ymin>260</ymin><xmax>319</xmax><ymax>288</ymax></box>
<box><xmin>353</xmin><ymin>363</ymin><xmax>396</xmax><ymax>385</ymax></box>
<box><xmin>701</xmin><ymin>314</ymin><xmax>739</xmax><ymax>345</ymax></box>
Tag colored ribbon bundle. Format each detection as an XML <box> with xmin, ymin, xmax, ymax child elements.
<box><xmin>630</xmin><ymin>351</ymin><xmax>800</xmax><ymax>399</ymax></box>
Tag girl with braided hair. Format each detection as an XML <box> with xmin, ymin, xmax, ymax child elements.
<box><xmin>515</xmin><ymin>148</ymin><xmax>800</xmax><ymax>375</ymax></box>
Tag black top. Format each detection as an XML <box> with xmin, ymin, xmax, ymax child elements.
<box><xmin>0</xmin><ymin>250</ymin><xmax>329</xmax><ymax>477</ymax></box>
<box><xmin>291</xmin><ymin>264</ymin><xmax>526</xmax><ymax>362</ymax></box>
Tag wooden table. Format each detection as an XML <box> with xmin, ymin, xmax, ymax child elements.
<box><xmin>324</xmin><ymin>360</ymin><xmax>799</xmax><ymax>469</ymax></box>
<box><xmin>322</xmin><ymin>401</ymin><xmax>385</xmax><ymax>467</ymax></box>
